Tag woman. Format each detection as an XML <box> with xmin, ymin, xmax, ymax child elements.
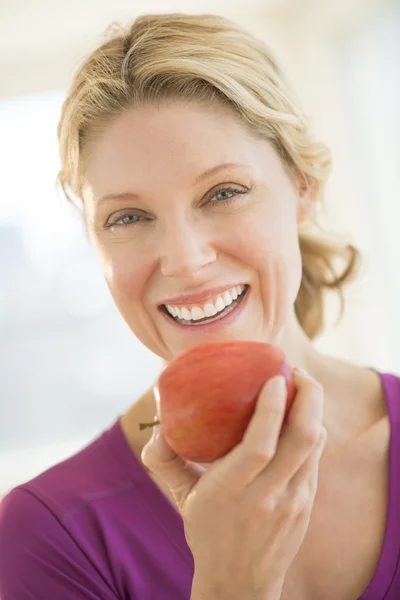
<box><xmin>0</xmin><ymin>12</ymin><xmax>399</xmax><ymax>600</ymax></box>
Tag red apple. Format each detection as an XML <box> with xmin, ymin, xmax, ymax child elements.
<box><xmin>157</xmin><ymin>340</ymin><xmax>296</xmax><ymax>463</ymax></box>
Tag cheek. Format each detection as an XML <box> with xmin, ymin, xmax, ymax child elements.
<box><xmin>227</xmin><ymin>207</ymin><xmax>289</xmax><ymax>267</ymax></box>
<box><xmin>101</xmin><ymin>246</ymin><xmax>166</xmax><ymax>356</ymax></box>
<box><xmin>229</xmin><ymin>205</ymin><xmax>302</xmax><ymax>299</ymax></box>
<box><xmin>102</xmin><ymin>247</ymin><xmax>151</xmax><ymax>303</ymax></box>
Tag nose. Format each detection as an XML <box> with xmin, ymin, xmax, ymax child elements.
<box><xmin>159</xmin><ymin>218</ymin><xmax>217</xmax><ymax>279</ymax></box>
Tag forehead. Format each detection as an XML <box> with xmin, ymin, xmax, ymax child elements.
<box><xmin>83</xmin><ymin>101</ymin><xmax>272</xmax><ymax>197</ymax></box>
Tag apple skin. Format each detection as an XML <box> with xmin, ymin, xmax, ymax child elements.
<box><xmin>158</xmin><ymin>341</ymin><xmax>296</xmax><ymax>463</ymax></box>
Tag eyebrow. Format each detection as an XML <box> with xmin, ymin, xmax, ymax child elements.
<box><xmin>95</xmin><ymin>162</ymin><xmax>250</xmax><ymax>205</ymax></box>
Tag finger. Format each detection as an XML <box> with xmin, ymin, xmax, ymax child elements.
<box><xmin>211</xmin><ymin>375</ymin><xmax>288</xmax><ymax>488</ymax></box>
<box><xmin>141</xmin><ymin>421</ymin><xmax>204</xmax><ymax>509</ymax></box>
<box><xmin>259</xmin><ymin>429</ymin><xmax>326</xmax><ymax>524</ymax></box>
<box><xmin>263</xmin><ymin>369</ymin><xmax>325</xmax><ymax>487</ymax></box>
<box><xmin>288</xmin><ymin>427</ymin><xmax>327</xmax><ymax>495</ymax></box>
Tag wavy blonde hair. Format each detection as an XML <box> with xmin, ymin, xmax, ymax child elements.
<box><xmin>57</xmin><ymin>12</ymin><xmax>360</xmax><ymax>339</ymax></box>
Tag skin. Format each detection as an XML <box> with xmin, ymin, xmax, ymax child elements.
<box><xmin>82</xmin><ymin>99</ymin><xmax>390</xmax><ymax>597</ymax></box>
<box><xmin>84</xmin><ymin>100</ymin><xmax>307</xmax><ymax>361</ymax></box>
<box><xmin>83</xmin><ymin>99</ymin><xmax>385</xmax><ymax>444</ymax></box>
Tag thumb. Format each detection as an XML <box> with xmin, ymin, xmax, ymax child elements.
<box><xmin>141</xmin><ymin>421</ymin><xmax>204</xmax><ymax>510</ymax></box>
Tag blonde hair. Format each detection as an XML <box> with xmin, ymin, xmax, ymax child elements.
<box><xmin>57</xmin><ymin>12</ymin><xmax>360</xmax><ymax>339</ymax></box>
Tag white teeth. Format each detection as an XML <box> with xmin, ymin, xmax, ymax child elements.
<box><xmin>166</xmin><ymin>305</ymin><xmax>177</xmax><ymax>317</ymax></box>
<box><xmin>215</xmin><ymin>296</ymin><xmax>225</xmax><ymax>311</ymax></box>
<box><xmin>223</xmin><ymin>290</ymin><xmax>233</xmax><ymax>305</ymax></box>
<box><xmin>191</xmin><ymin>306</ymin><xmax>205</xmax><ymax>320</ymax></box>
<box><xmin>204</xmin><ymin>303</ymin><xmax>218</xmax><ymax>317</ymax></box>
<box><xmin>165</xmin><ymin>284</ymin><xmax>246</xmax><ymax>322</ymax></box>
<box><xmin>181</xmin><ymin>307</ymin><xmax>192</xmax><ymax>321</ymax></box>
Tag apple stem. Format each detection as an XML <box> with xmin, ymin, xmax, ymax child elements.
<box><xmin>139</xmin><ymin>420</ymin><xmax>160</xmax><ymax>431</ymax></box>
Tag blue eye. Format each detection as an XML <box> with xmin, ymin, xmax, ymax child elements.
<box><xmin>119</xmin><ymin>215</ymin><xmax>141</xmax><ymax>225</ymax></box>
<box><xmin>210</xmin><ymin>186</ymin><xmax>246</xmax><ymax>205</ymax></box>
<box><xmin>106</xmin><ymin>213</ymin><xmax>142</xmax><ymax>228</ymax></box>
<box><xmin>105</xmin><ymin>185</ymin><xmax>247</xmax><ymax>229</ymax></box>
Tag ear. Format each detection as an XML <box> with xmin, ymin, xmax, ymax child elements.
<box><xmin>294</xmin><ymin>172</ymin><xmax>317</xmax><ymax>224</ymax></box>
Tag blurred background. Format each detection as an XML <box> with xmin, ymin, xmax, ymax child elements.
<box><xmin>1</xmin><ymin>0</ymin><xmax>399</xmax><ymax>497</ymax></box>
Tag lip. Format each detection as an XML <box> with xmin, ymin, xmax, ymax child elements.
<box><xmin>158</xmin><ymin>283</ymin><xmax>247</xmax><ymax>308</ymax></box>
<box><xmin>160</xmin><ymin>285</ymin><xmax>250</xmax><ymax>333</ymax></box>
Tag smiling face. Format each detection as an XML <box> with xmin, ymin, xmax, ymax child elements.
<box><xmin>83</xmin><ymin>100</ymin><xmax>312</xmax><ymax>361</ymax></box>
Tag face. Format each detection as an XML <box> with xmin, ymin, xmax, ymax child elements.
<box><xmin>83</xmin><ymin>100</ymin><xmax>312</xmax><ymax>361</ymax></box>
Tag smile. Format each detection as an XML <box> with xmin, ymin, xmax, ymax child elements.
<box><xmin>161</xmin><ymin>285</ymin><xmax>249</xmax><ymax>327</ymax></box>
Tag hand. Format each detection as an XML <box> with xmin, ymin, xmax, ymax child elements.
<box><xmin>142</xmin><ymin>368</ymin><xmax>326</xmax><ymax>600</ymax></box>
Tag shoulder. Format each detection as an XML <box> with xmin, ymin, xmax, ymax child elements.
<box><xmin>0</xmin><ymin>421</ymin><xmax>143</xmax><ymax>599</ymax></box>
<box><xmin>0</xmin><ymin>420</ymin><xmax>143</xmax><ymax>531</ymax></box>
<box><xmin>5</xmin><ymin>420</ymin><xmax>133</xmax><ymax>517</ymax></box>
<box><xmin>0</xmin><ymin>486</ymin><xmax>118</xmax><ymax>599</ymax></box>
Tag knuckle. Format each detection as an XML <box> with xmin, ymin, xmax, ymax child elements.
<box><xmin>250</xmin><ymin>447</ymin><xmax>275</xmax><ymax>465</ymax></box>
<box><xmin>241</xmin><ymin>442</ymin><xmax>275</xmax><ymax>465</ymax></box>
<box><xmin>297</xmin><ymin>423</ymin><xmax>323</xmax><ymax>447</ymax></box>
<box><xmin>283</xmin><ymin>485</ymin><xmax>310</xmax><ymax>517</ymax></box>
<box><xmin>318</xmin><ymin>427</ymin><xmax>328</xmax><ymax>445</ymax></box>
<box><xmin>306</xmin><ymin>425</ymin><xmax>323</xmax><ymax>447</ymax></box>
<box><xmin>254</xmin><ymin>494</ymin><xmax>278</xmax><ymax>515</ymax></box>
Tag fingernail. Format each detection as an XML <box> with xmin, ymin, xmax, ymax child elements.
<box><xmin>268</xmin><ymin>375</ymin><xmax>286</xmax><ymax>393</ymax></box>
<box><xmin>294</xmin><ymin>367</ymin><xmax>308</xmax><ymax>376</ymax></box>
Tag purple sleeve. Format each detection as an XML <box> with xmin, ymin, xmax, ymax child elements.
<box><xmin>0</xmin><ymin>488</ymin><xmax>119</xmax><ymax>600</ymax></box>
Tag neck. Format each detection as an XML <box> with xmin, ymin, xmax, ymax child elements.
<box><xmin>277</xmin><ymin>308</ymin><xmax>328</xmax><ymax>377</ymax></box>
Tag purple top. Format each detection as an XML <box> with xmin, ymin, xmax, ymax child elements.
<box><xmin>0</xmin><ymin>372</ymin><xmax>399</xmax><ymax>600</ymax></box>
